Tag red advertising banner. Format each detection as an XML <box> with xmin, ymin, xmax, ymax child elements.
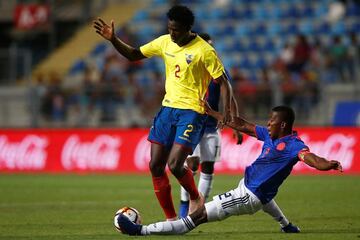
<box><xmin>0</xmin><ymin>128</ymin><xmax>359</xmax><ymax>174</ymax></box>
<box><xmin>14</xmin><ymin>4</ymin><xmax>50</xmax><ymax>30</ymax></box>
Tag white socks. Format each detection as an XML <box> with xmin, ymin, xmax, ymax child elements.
<box><xmin>181</xmin><ymin>172</ymin><xmax>214</xmax><ymax>202</ymax></box>
<box><xmin>198</xmin><ymin>172</ymin><xmax>213</xmax><ymax>200</ymax></box>
<box><xmin>141</xmin><ymin>216</ymin><xmax>195</xmax><ymax>235</ymax></box>
<box><xmin>262</xmin><ymin>200</ymin><xmax>289</xmax><ymax>228</ymax></box>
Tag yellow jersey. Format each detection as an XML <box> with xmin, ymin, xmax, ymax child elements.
<box><xmin>140</xmin><ymin>34</ymin><xmax>224</xmax><ymax>113</ymax></box>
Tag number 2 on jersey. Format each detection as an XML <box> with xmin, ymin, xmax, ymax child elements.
<box><xmin>175</xmin><ymin>64</ymin><xmax>180</xmax><ymax>78</ymax></box>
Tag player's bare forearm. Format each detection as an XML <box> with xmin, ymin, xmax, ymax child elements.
<box><xmin>110</xmin><ymin>37</ymin><xmax>146</xmax><ymax>61</ymax></box>
<box><xmin>218</xmin><ymin>75</ymin><xmax>232</xmax><ymax>123</ymax></box>
<box><xmin>230</xmin><ymin>96</ymin><xmax>243</xmax><ymax>144</ymax></box>
<box><xmin>229</xmin><ymin>116</ymin><xmax>256</xmax><ymax>137</ymax></box>
<box><xmin>204</xmin><ymin>100</ymin><xmax>255</xmax><ymax>137</ymax></box>
<box><xmin>204</xmin><ymin>102</ymin><xmax>223</xmax><ymax>121</ymax></box>
<box><xmin>304</xmin><ymin>153</ymin><xmax>343</xmax><ymax>172</ymax></box>
<box><xmin>231</xmin><ymin>96</ymin><xmax>239</xmax><ymax>117</ymax></box>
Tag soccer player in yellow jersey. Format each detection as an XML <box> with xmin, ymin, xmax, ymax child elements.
<box><xmin>93</xmin><ymin>5</ymin><xmax>233</xmax><ymax>220</ymax></box>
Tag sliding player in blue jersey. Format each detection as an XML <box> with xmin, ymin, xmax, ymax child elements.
<box><xmin>117</xmin><ymin>105</ymin><xmax>342</xmax><ymax>235</ymax></box>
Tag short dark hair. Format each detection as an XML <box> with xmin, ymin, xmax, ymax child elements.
<box><xmin>199</xmin><ymin>33</ymin><xmax>211</xmax><ymax>42</ymax></box>
<box><xmin>167</xmin><ymin>5</ymin><xmax>194</xmax><ymax>31</ymax></box>
<box><xmin>272</xmin><ymin>105</ymin><xmax>295</xmax><ymax>126</ymax></box>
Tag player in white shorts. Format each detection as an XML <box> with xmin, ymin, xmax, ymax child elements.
<box><xmin>117</xmin><ymin>105</ymin><xmax>342</xmax><ymax>236</ymax></box>
<box><xmin>178</xmin><ymin>33</ymin><xmax>243</xmax><ymax>218</ymax></box>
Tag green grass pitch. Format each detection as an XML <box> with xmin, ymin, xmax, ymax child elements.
<box><xmin>0</xmin><ymin>174</ymin><xmax>359</xmax><ymax>240</ymax></box>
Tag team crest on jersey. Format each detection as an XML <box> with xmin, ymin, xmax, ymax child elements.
<box><xmin>276</xmin><ymin>142</ymin><xmax>286</xmax><ymax>151</ymax></box>
<box><xmin>185</xmin><ymin>53</ymin><xmax>194</xmax><ymax>64</ymax></box>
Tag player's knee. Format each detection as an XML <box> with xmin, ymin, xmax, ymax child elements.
<box><xmin>201</xmin><ymin>162</ymin><xmax>214</xmax><ymax>174</ymax></box>
<box><xmin>148</xmin><ymin>161</ymin><xmax>165</xmax><ymax>176</ymax></box>
<box><xmin>186</xmin><ymin>156</ymin><xmax>200</xmax><ymax>172</ymax></box>
<box><xmin>168</xmin><ymin>161</ymin><xmax>183</xmax><ymax>178</ymax></box>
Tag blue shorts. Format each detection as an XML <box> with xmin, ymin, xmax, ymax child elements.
<box><xmin>148</xmin><ymin>107</ymin><xmax>207</xmax><ymax>152</ymax></box>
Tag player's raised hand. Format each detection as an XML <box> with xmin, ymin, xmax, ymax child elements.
<box><xmin>93</xmin><ymin>18</ymin><xmax>115</xmax><ymax>41</ymax></box>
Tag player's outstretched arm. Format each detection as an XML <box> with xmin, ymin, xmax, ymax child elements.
<box><xmin>203</xmin><ymin>100</ymin><xmax>256</xmax><ymax>137</ymax></box>
<box><xmin>214</xmin><ymin>75</ymin><xmax>232</xmax><ymax>126</ymax></box>
<box><xmin>230</xmin><ymin>92</ymin><xmax>243</xmax><ymax>144</ymax></box>
<box><xmin>303</xmin><ymin>152</ymin><xmax>343</xmax><ymax>172</ymax></box>
<box><xmin>93</xmin><ymin>18</ymin><xmax>146</xmax><ymax>61</ymax></box>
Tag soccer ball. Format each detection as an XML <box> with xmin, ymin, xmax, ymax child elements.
<box><xmin>114</xmin><ymin>207</ymin><xmax>142</xmax><ymax>232</ymax></box>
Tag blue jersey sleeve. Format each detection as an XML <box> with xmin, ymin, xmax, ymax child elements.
<box><xmin>255</xmin><ymin>125</ymin><xmax>269</xmax><ymax>141</ymax></box>
<box><xmin>293</xmin><ymin>141</ymin><xmax>309</xmax><ymax>155</ymax></box>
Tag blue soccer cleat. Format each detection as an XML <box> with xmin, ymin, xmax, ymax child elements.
<box><xmin>281</xmin><ymin>222</ymin><xmax>301</xmax><ymax>233</ymax></box>
<box><xmin>179</xmin><ymin>200</ymin><xmax>189</xmax><ymax>218</ymax></box>
<box><xmin>117</xmin><ymin>213</ymin><xmax>142</xmax><ymax>235</ymax></box>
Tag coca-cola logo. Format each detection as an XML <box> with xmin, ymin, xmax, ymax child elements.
<box><xmin>0</xmin><ymin>135</ymin><xmax>48</xmax><ymax>170</ymax></box>
<box><xmin>132</xmin><ymin>132</ymin><xmax>356</xmax><ymax>173</ymax></box>
<box><xmin>217</xmin><ymin>133</ymin><xmax>355</xmax><ymax>172</ymax></box>
<box><xmin>61</xmin><ymin>135</ymin><xmax>121</xmax><ymax>170</ymax></box>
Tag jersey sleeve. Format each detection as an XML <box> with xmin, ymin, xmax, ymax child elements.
<box><xmin>294</xmin><ymin>140</ymin><xmax>310</xmax><ymax>162</ymax></box>
<box><xmin>203</xmin><ymin>49</ymin><xmax>225</xmax><ymax>80</ymax></box>
<box><xmin>298</xmin><ymin>148</ymin><xmax>310</xmax><ymax>162</ymax></box>
<box><xmin>139</xmin><ymin>35</ymin><xmax>165</xmax><ymax>58</ymax></box>
<box><xmin>255</xmin><ymin>125</ymin><xmax>269</xmax><ymax>141</ymax></box>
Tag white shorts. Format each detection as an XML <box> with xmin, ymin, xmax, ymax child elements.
<box><xmin>205</xmin><ymin>179</ymin><xmax>262</xmax><ymax>222</ymax></box>
<box><xmin>191</xmin><ymin>130</ymin><xmax>221</xmax><ymax>163</ymax></box>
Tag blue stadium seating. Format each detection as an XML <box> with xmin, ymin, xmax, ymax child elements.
<box><xmin>69</xmin><ymin>59</ymin><xmax>86</xmax><ymax>75</ymax></box>
<box><xmin>70</xmin><ymin>0</ymin><xmax>360</xmax><ymax>90</ymax></box>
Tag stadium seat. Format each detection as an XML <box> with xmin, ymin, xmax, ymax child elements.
<box><xmin>263</xmin><ymin>38</ymin><xmax>275</xmax><ymax>52</ymax></box>
<box><xmin>221</xmin><ymin>55</ymin><xmax>236</xmax><ymax>70</ymax></box>
<box><xmin>283</xmin><ymin>5</ymin><xmax>300</xmax><ymax>19</ymax></box>
<box><xmin>132</xmin><ymin>10</ymin><xmax>148</xmax><ymax>22</ymax></box>
<box><xmin>253</xmin><ymin>23</ymin><xmax>267</xmax><ymax>36</ymax></box>
<box><xmin>267</xmin><ymin>22</ymin><xmax>283</xmax><ymax>37</ymax></box>
<box><xmin>239</xmin><ymin>7</ymin><xmax>253</xmax><ymax>19</ymax></box>
<box><xmin>331</xmin><ymin>21</ymin><xmax>346</xmax><ymax>35</ymax></box>
<box><xmin>301</xmin><ymin>5</ymin><xmax>314</xmax><ymax>18</ymax></box>
<box><xmin>223</xmin><ymin>24</ymin><xmax>235</xmax><ymax>36</ymax></box>
<box><xmin>232</xmin><ymin>39</ymin><xmax>248</xmax><ymax>53</ymax></box>
<box><xmin>239</xmin><ymin>56</ymin><xmax>252</xmax><ymax>69</ymax></box>
<box><xmin>253</xmin><ymin>57</ymin><xmax>267</xmax><ymax>69</ymax></box>
<box><xmin>69</xmin><ymin>59</ymin><xmax>86</xmax><ymax>75</ymax></box>
<box><xmin>347</xmin><ymin>2</ymin><xmax>360</xmax><ymax>17</ymax></box>
<box><xmin>248</xmin><ymin>41</ymin><xmax>261</xmax><ymax>52</ymax></box>
<box><xmin>90</xmin><ymin>42</ymin><xmax>107</xmax><ymax>57</ymax></box>
<box><xmin>299</xmin><ymin>20</ymin><xmax>314</xmax><ymax>35</ymax></box>
<box><xmin>313</xmin><ymin>3</ymin><xmax>328</xmax><ymax>18</ymax></box>
<box><xmin>234</xmin><ymin>23</ymin><xmax>251</xmax><ymax>37</ymax></box>
<box><xmin>349</xmin><ymin>21</ymin><xmax>360</xmax><ymax>33</ymax></box>
<box><xmin>202</xmin><ymin>22</ymin><xmax>225</xmax><ymax>37</ymax></box>
<box><xmin>317</xmin><ymin>22</ymin><xmax>331</xmax><ymax>34</ymax></box>
<box><xmin>285</xmin><ymin>23</ymin><xmax>299</xmax><ymax>36</ymax></box>
<box><xmin>253</xmin><ymin>5</ymin><xmax>268</xmax><ymax>21</ymax></box>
